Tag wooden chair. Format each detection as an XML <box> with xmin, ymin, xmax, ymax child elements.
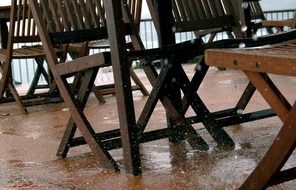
<box><xmin>68</xmin><ymin>0</ymin><xmax>148</xmax><ymax>103</ymax></box>
<box><xmin>29</xmin><ymin>0</ymin><xmax>154</xmax><ymax>171</ymax></box>
<box><xmin>0</xmin><ymin>0</ymin><xmax>64</xmax><ymax>113</ymax></box>
<box><xmin>205</xmin><ymin>34</ymin><xmax>296</xmax><ymax>190</ymax></box>
<box><xmin>119</xmin><ymin>0</ymin><xmax>296</xmax><ymax>176</ymax></box>
<box><xmin>145</xmin><ymin>0</ymin><xmax>279</xmax><ymax>140</ymax></box>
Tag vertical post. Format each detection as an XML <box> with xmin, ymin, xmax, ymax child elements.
<box><xmin>0</xmin><ymin>21</ymin><xmax>8</xmax><ymax>48</ymax></box>
<box><xmin>153</xmin><ymin>0</ymin><xmax>175</xmax><ymax>46</ymax></box>
<box><xmin>104</xmin><ymin>0</ymin><xmax>142</xmax><ymax>175</ymax></box>
<box><xmin>239</xmin><ymin>0</ymin><xmax>253</xmax><ymax>37</ymax></box>
<box><xmin>154</xmin><ymin>0</ymin><xmax>184</xmax><ymax>143</ymax></box>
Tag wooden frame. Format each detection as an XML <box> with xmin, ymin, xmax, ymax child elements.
<box><xmin>0</xmin><ymin>0</ymin><xmax>64</xmax><ymax>113</ymax></box>
<box><xmin>103</xmin><ymin>0</ymin><xmax>296</xmax><ymax>175</ymax></box>
<box><xmin>104</xmin><ymin>0</ymin><xmax>239</xmax><ymax>174</ymax></box>
<box><xmin>29</xmin><ymin>0</ymin><xmax>123</xmax><ymax>170</ymax></box>
<box><xmin>144</xmin><ymin>0</ymin><xmax>279</xmax><ymax>145</ymax></box>
<box><xmin>68</xmin><ymin>0</ymin><xmax>148</xmax><ymax>103</ymax></box>
<box><xmin>205</xmin><ymin>38</ymin><xmax>296</xmax><ymax>189</ymax></box>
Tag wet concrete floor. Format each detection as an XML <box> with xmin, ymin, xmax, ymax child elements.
<box><xmin>0</xmin><ymin>65</ymin><xmax>296</xmax><ymax>189</ymax></box>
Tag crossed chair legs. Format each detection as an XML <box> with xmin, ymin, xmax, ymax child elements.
<box><xmin>54</xmin><ymin>52</ymin><xmax>120</xmax><ymax>170</ymax></box>
<box><xmin>0</xmin><ymin>56</ymin><xmax>61</xmax><ymax>113</ymax></box>
<box><xmin>56</xmin><ymin>40</ymin><xmax>268</xmax><ymax>171</ymax></box>
<box><xmin>0</xmin><ymin>60</ymin><xmax>28</xmax><ymax>113</ymax></box>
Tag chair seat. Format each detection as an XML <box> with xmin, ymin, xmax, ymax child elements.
<box><xmin>0</xmin><ymin>45</ymin><xmax>63</xmax><ymax>60</ymax></box>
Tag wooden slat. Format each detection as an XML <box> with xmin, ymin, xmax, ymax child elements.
<box><xmin>205</xmin><ymin>40</ymin><xmax>296</xmax><ymax>76</ymax></box>
<box><xmin>171</xmin><ymin>0</ymin><xmax>236</xmax><ymax>34</ymax></box>
<box><xmin>48</xmin><ymin>1</ymin><xmax>62</xmax><ymax>32</ymax></box>
<box><xmin>56</xmin><ymin>53</ymin><xmax>110</xmax><ymax>76</ymax></box>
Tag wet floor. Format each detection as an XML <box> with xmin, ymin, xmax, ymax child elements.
<box><xmin>0</xmin><ymin>65</ymin><xmax>296</xmax><ymax>189</ymax></box>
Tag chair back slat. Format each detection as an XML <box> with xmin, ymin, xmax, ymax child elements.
<box><xmin>171</xmin><ymin>0</ymin><xmax>236</xmax><ymax>32</ymax></box>
<box><xmin>10</xmin><ymin>0</ymin><xmax>39</xmax><ymax>43</ymax></box>
<box><xmin>27</xmin><ymin>0</ymin><xmax>142</xmax><ymax>45</ymax></box>
<box><xmin>250</xmin><ymin>1</ymin><xmax>265</xmax><ymax>20</ymax></box>
<box><xmin>201</xmin><ymin>0</ymin><xmax>212</xmax><ymax>18</ymax></box>
<box><xmin>124</xmin><ymin>0</ymin><xmax>142</xmax><ymax>29</ymax></box>
<box><xmin>29</xmin><ymin>0</ymin><xmax>108</xmax><ymax>45</ymax></box>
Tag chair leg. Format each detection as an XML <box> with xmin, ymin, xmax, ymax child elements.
<box><xmin>235</xmin><ymin>82</ymin><xmax>256</xmax><ymax>112</ymax></box>
<box><xmin>190</xmin><ymin>59</ymin><xmax>275</xmax><ymax>125</ymax></box>
<box><xmin>0</xmin><ymin>61</ymin><xmax>27</xmax><ymax>113</ymax></box>
<box><xmin>176</xmin><ymin>64</ymin><xmax>235</xmax><ymax>148</ymax></box>
<box><xmin>141</xmin><ymin>63</ymin><xmax>234</xmax><ymax>149</ymax></box>
<box><xmin>56</xmin><ymin>119</ymin><xmax>77</xmax><ymax>157</ymax></box>
<box><xmin>27</xmin><ymin>57</ymin><xmax>49</xmax><ymax>96</ymax></box>
<box><xmin>56</xmin><ymin>68</ymin><xmax>119</xmax><ymax>170</ymax></box>
<box><xmin>239</xmin><ymin>103</ymin><xmax>296</xmax><ymax>189</ymax></box>
<box><xmin>7</xmin><ymin>82</ymin><xmax>28</xmax><ymax>114</ymax></box>
<box><xmin>138</xmin><ymin>65</ymin><xmax>209</xmax><ymax>150</ymax></box>
<box><xmin>129</xmin><ymin>68</ymin><xmax>149</xmax><ymax>96</ymax></box>
<box><xmin>92</xmin><ymin>85</ymin><xmax>106</xmax><ymax>103</ymax></box>
<box><xmin>57</xmin><ymin>69</ymin><xmax>98</xmax><ymax>157</ymax></box>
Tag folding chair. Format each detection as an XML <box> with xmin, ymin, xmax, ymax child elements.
<box><xmin>145</xmin><ymin>0</ymin><xmax>277</xmax><ymax>132</ymax></box>
<box><xmin>0</xmin><ymin>0</ymin><xmax>64</xmax><ymax>113</ymax></box>
<box><xmin>30</xmin><ymin>0</ymin><xmax>154</xmax><ymax>171</ymax></box>
<box><xmin>205</xmin><ymin>34</ymin><xmax>296</xmax><ymax>190</ymax></box>
<box><xmin>102</xmin><ymin>0</ymin><xmax>296</xmax><ymax>174</ymax></box>
<box><xmin>29</xmin><ymin>0</ymin><xmax>121</xmax><ymax>170</ymax></box>
<box><xmin>67</xmin><ymin>0</ymin><xmax>148</xmax><ymax>103</ymax></box>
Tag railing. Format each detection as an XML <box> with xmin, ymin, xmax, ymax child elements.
<box><xmin>12</xmin><ymin>9</ymin><xmax>296</xmax><ymax>85</ymax></box>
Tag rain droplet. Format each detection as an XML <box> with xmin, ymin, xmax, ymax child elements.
<box><xmin>172</xmin><ymin>26</ymin><xmax>176</xmax><ymax>33</ymax></box>
<box><xmin>62</xmin><ymin>108</ymin><xmax>69</xmax><ymax>112</ymax></box>
<box><xmin>239</xmin><ymin>43</ymin><xmax>246</xmax><ymax>48</ymax></box>
<box><xmin>252</xmin><ymin>34</ymin><xmax>258</xmax><ymax>41</ymax></box>
<box><xmin>164</xmin><ymin>59</ymin><xmax>169</xmax><ymax>66</ymax></box>
<box><xmin>171</xmin><ymin>78</ymin><xmax>176</xmax><ymax>83</ymax></box>
<box><xmin>0</xmin><ymin>73</ymin><xmax>2</xmax><ymax>80</ymax></box>
<box><xmin>191</xmin><ymin>39</ymin><xmax>195</xmax><ymax>44</ymax></box>
<box><xmin>196</xmin><ymin>64</ymin><xmax>202</xmax><ymax>71</ymax></box>
<box><xmin>241</xmin><ymin>25</ymin><xmax>248</xmax><ymax>32</ymax></box>
<box><xmin>236</xmin><ymin>109</ymin><xmax>243</xmax><ymax>114</ymax></box>
<box><xmin>242</xmin><ymin>2</ymin><xmax>249</xmax><ymax>9</ymax></box>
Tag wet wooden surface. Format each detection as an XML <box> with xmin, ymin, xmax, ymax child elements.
<box><xmin>1</xmin><ymin>65</ymin><xmax>296</xmax><ymax>189</ymax></box>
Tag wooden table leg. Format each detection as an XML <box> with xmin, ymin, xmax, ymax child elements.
<box><xmin>239</xmin><ymin>102</ymin><xmax>296</xmax><ymax>189</ymax></box>
<box><xmin>240</xmin><ymin>70</ymin><xmax>296</xmax><ymax>189</ymax></box>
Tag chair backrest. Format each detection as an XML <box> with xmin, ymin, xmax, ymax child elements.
<box><xmin>29</xmin><ymin>0</ymin><xmax>144</xmax><ymax>60</ymax></box>
<box><xmin>249</xmin><ymin>1</ymin><xmax>265</xmax><ymax>20</ymax></box>
<box><xmin>126</xmin><ymin>0</ymin><xmax>142</xmax><ymax>30</ymax></box>
<box><xmin>146</xmin><ymin>0</ymin><xmax>243</xmax><ymax>43</ymax></box>
<box><xmin>34</xmin><ymin>0</ymin><xmax>108</xmax><ymax>45</ymax></box>
<box><xmin>170</xmin><ymin>0</ymin><xmax>237</xmax><ymax>33</ymax></box>
<box><xmin>9</xmin><ymin>0</ymin><xmax>39</xmax><ymax>44</ymax></box>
